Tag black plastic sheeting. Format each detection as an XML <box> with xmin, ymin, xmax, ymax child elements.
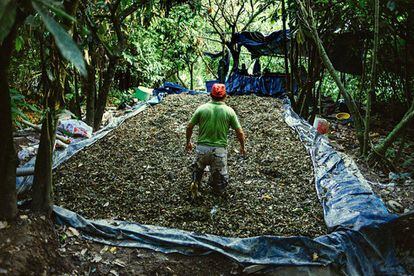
<box><xmin>225</xmin><ymin>72</ymin><xmax>294</xmax><ymax>96</ymax></box>
<box><xmin>39</xmin><ymin>92</ymin><xmax>407</xmax><ymax>274</ymax></box>
<box><xmin>234</xmin><ymin>30</ymin><xmax>364</xmax><ymax>75</ymax></box>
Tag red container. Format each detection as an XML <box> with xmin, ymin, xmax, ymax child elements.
<box><xmin>313</xmin><ymin>117</ymin><xmax>329</xmax><ymax>134</ymax></box>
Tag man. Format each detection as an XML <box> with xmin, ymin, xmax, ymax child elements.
<box><xmin>185</xmin><ymin>83</ymin><xmax>245</xmax><ymax>199</ymax></box>
<box><xmin>239</xmin><ymin>63</ymin><xmax>248</xmax><ymax>75</ymax></box>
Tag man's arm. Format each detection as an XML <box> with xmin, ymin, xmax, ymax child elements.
<box><xmin>235</xmin><ymin>128</ymin><xmax>246</xmax><ymax>155</ymax></box>
<box><xmin>185</xmin><ymin>122</ymin><xmax>195</xmax><ymax>152</ymax></box>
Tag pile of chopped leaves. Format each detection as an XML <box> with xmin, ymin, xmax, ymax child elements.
<box><xmin>55</xmin><ymin>94</ymin><xmax>325</xmax><ymax>238</ymax></box>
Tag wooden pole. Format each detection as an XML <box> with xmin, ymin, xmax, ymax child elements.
<box><xmin>363</xmin><ymin>0</ymin><xmax>379</xmax><ymax>155</ymax></box>
<box><xmin>281</xmin><ymin>0</ymin><xmax>292</xmax><ymax>100</ymax></box>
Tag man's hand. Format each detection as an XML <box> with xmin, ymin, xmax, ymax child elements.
<box><xmin>235</xmin><ymin>128</ymin><xmax>246</xmax><ymax>156</ymax></box>
<box><xmin>185</xmin><ymin>142</ymin><xmax>194</xmax><ymax>153</ymax></box>
<box><xmin>186</xmin><ymin>123</ymin><xmax>194</xmax><ymax>153</ymax></box>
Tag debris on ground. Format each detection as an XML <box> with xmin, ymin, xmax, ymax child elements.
<box><xmin>55</xmin><ymin>94</ymin><xmax>324</xmax><ymax>237</ymax></box>
<box><xmin>0</xmin><ymin>213</ymin><xmax>73</xmax><ymax>275</ymax></box>
<box><xmin>0</xmin><ymin>213</ymin><xmax>242</xmax><ymax>275</ymax></box>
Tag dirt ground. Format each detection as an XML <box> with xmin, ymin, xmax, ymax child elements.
<box><xmin>0</xmin><ymin>213</ymin><xmax>244</xmax><ymax>275</ymax></box>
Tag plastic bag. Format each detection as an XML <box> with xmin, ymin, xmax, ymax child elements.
<box><xmin>58</xmin><ymin>119</ymin><xmax>93</xmax><ymax>139</ymax></box>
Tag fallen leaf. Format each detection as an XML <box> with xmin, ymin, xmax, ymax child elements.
<box><xmin>113</xmin><ymin>259</ymin><xmax>126</xmax><ymax>267</ymax></box>
<box><xmin>100</xmin><ymin>246</ymin><xmax>109</xmax><ymax>254</ymax></box>
<box><xmin>91</xmin><ymin>255</ymin><xmax>102</xmax><ymax>263</ymax></box>
<box><xmin>261</xmin><ymin>194</ymin><xmax>272</xmax><ymax>200</ymax></box>
<box><xmin>68</xmin><ymin>227</ymin><xmax>80</xmax><ymax>237</ymax></box>
<box><xmin>0</xmin><ymin>221</ymin><xmax>8</xmax><ymax>230</ymax></box>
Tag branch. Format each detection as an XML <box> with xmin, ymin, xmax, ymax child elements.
<box><xmin>110</xmin><ymin>0</ymin><xmax>122</xmax><ymax>16</ymax></box>
<box><xmin>241</xmin><ymin>2</ymin><xmax>271</xmax><ymax>32</ymax></box>
<box><xmin>233</xmin><ymin>2</ymin><xmax>246</xmax><ymax>32</ymax></box>
<box><xmin>81</xmin><ymin>7</ymin><xmax>115</xmax><ymax>58</ymax></box>
<box><xmin>120</xmin><ymin>1</ymin><xmax>144</xmax><ymax>21</ymax></box>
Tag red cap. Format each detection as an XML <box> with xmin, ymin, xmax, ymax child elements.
<box><xmin>211</xmin><ymin>83</ymin><xmax>226</xmax><ymax>98</ymax></box>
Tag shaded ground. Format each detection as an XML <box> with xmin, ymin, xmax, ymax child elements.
<box><xmin>0</xmin><ymin>213</ymin><xmax>242</xmax><ymax>275</ymax></box>
<box><xmin>54</xmin><ymin>94</ymin><xmax>325</xmax><ymax>238</ymax></box>
<box><xmin>0</xmin><ymin>213</ymin><xmax>72</xmax><ymax>275</ymax></box>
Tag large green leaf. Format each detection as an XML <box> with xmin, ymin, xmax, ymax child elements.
<box><xmin>37</xmin><ymin>0</ymin><xmax>77</xmax><ymax>22</ymax></box>
<box><xmin>15</xmin><ymin>36</ymin><xmax>24</xmax><ymax>52</ymax></box>
<box><xmin>0</xmin><ymin>0</ymin><xmax>17</xmax><ymax>44</ymax></box>
<box><xmin>32</xmin><ymin>1</ymin><xmax>87</xmax><ymax>76</ymax></box>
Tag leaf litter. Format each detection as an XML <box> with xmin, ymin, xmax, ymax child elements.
<box><xmin>55</xmin><ymin>94</ymin><xmax>325</xmax><ymax>237</ymax></box>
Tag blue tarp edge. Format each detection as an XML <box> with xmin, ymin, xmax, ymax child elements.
<box><xmin>16</xmin><ymin>101</ymin><xmax>149</xmax><ymax>195</ymax></box>
<box><xmin>16</xmin><ymin>82</ymin><xmax>406</xmax><ymax>274</ymax></box>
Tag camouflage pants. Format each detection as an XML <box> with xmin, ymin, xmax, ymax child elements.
<box><xmin>192</xmin><ymin>145</ymin><xmax>228</xmax><ymax>193</ymax></box>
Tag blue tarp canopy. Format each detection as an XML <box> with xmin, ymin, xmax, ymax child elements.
<box><xmin>225</xmin><ymin>72</ymin><xmax>295</xmax><ymax>96</ymax></box>
<box><xmin>234</xmin><ymin>30</ymin><xmax>291</xmax><ymax>58</ymax></box>
<box><xmin>234</xmin><ymin>30</ymin><xmax>363</xmax><ymax>75</ymax></box>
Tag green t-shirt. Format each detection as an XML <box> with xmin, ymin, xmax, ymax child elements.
<box><xmin>190</xmin><ymin>101</ymin><xmax>241</xmax><ymax>148</ymax></box>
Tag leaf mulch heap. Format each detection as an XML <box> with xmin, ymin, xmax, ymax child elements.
<box><xmin>55</xmin><ymin>94</ymin><xmax>325</xmax><ymax>238</ymax></box>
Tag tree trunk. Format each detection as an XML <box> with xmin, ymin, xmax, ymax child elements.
<box><xmin>32</xmin><ymin>0</ymin><xmax>79</xmax><ymax>213</ymax></box>
<box><xmin>288</xmin><ymin>35</ymin><xmax>297</xmax><ymax>108</ymax></box>
<box><xmin>73</xmin><ymin>70</ymin><xmax>82</xmax><ymax>118</ymax></box>
<box><xmin>297</xmin><ymin>1</ymin><xmax>364</xmax><ymax>147</ymax></box>
<box><xmin>84</xmin><ymin>44</ymin><xmax>96</xmax><ymax>127</ymax></box>
<box><xmin>32</xmin><ymin>104</ymin><xmax>56</xmax><ymax>213</ymax></box>
<box><xmin>189</xmin><ymin>63</ymin><xmax>194</xmax><ymax>90</ymax></box>
<box><xmin>370</xmin><ymin>99</ymin><xmax>414</xmax><ymax>158</ymax></box>
<box><xmin>94</xmin><ymin>57</ymin><xmax>118</xmax><ymax>130</ymax></box>
<box><xmin>0</xmin><ymin>22</ymin><xmax>19</xmax><ymax>221</ymax></box>
<box><xmin>363</xmin><ymin>0</ymin><xmax>379</xmax><ymax>156</ymax></box>
<box><xmin>32</xmin><ymin>46</ymin><xmax>61</xmax><ymax>214</ymax></box>
<box><xmin>281</xmin><ymin>0</ymin><xmax>293</xmax><ymax>103</ymax></box>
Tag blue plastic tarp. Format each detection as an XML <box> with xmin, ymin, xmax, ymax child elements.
<box><xmin>16</xmin><ymin>102</ymin><xmax>149</xmax><ymax>195</ymax></box>
<box><xmin>234</xmin><ymin>30</ymin><xmax>291</xmax><ymax>58</ymax></box>
<box><xmin>52</xmin><ymin>205</ymin><xmax>404</xmax><ymax>274</ymax></box>
<box><xmin>152</xmin><ymin>82</ymin><xmax>208</xmax><ymax>105</ymax></box>
<box><xmin>17</xmin><ymin>90</ymin><xmax>407</xmax><ymax>274</ymax></box>
<box><xmin>282</xmin><ymin>103</ymin><xmax>395</xmax><ymax>232</ymax></box>
<box><xmin>225</xmin><ymin>72</ymin><xmax>293</xmax><ymax>97</ymax></box>
<box><xmin>153</xmin><ymin>82</ymin><xmax>207</xmax><ymax>96</ymax></box>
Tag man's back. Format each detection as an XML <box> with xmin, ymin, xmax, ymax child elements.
<box><xmin>190</xmin><ymin>101</ymin><xmax>240</xmax><ymax>148</ymax></box>
<box><xmin>186</xmin><ymin>83</ymin><xmax>245</xmax><ymax>198</ymax></box>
